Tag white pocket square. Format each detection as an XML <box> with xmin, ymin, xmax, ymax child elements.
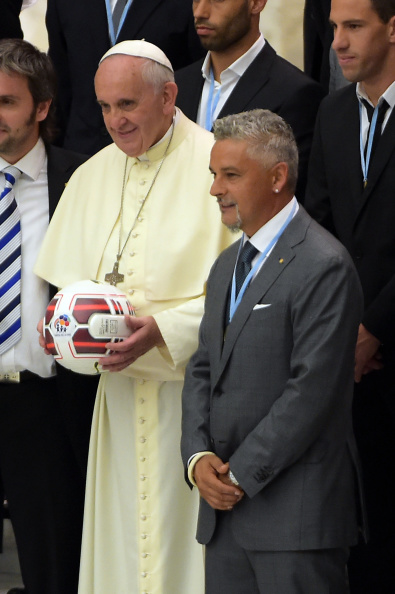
<box><xmin>253</xmin><ymin>303</ymin><xmax>271</xmax><ymax>310</ymax></box>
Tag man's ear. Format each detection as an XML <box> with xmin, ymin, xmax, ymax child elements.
<box><xmin>162</xmin><ymin>82</ymin><xmax>178</xmax><ymax>115</ymax></box>
<box><xmin>250</xmin><ymin>0</ymin><xmax>267</xmax><ymax>16</ymax></box>
<box><xmin>271</xmin><ymin>162</ymin><xmax>289</xmax><ymax>194</ymax></box>
<box><xmin>388</xmin><ymin>15</ymin><xmax>395</xmax><ymax>44</ymax></box>
<box><xmin>36</xmin><ymin>99</ymin><xmax>52</xmax><ymax>123</ymax></box>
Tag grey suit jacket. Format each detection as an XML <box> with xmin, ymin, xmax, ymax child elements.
<box><xmin>181</xmin><ymin>206</ymin><xmax>365</xmax><ymax>550</ymax></box>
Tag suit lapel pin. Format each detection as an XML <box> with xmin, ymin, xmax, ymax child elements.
<box><xmin>279</xmin><ymin>258</ymin><xmax>284</xmax><ymax>264</ymax></box>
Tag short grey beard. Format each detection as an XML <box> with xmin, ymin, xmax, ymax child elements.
<box><xmin>225</xmin><ymin>204</ymin><xmax>242</xmax><ymax>233</ymax></box>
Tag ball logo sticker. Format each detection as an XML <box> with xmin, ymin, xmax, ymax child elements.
<box><xmin>52</xmin><ymin>314</ymin><xmax>76</xmax><ymax>337</ymax></box>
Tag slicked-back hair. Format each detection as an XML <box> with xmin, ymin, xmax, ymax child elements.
<box><xmin>0</xmin><ymin>38</ymin><xmax>57</xmax><ymax>143</ymax></box>
<box><xmin>213</xmin><ymin>109</ymin><xmax>299</xmax><ymax>194</ymax></box>
<box><xmin>371</xmin><ymin>0</ymin><xmax>395</xmax><ymax>22</ymax></box>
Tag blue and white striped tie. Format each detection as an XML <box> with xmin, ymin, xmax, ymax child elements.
<box><xmin>0</xmin><ymin>166</ymin><xmax>22</xmax><ymax>354</ymax></box>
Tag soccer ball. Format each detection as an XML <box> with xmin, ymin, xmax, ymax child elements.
<box><xmin>43</xmin><ymin>279</ymin><xmax>134</xmax><ymax>375</ymax></box>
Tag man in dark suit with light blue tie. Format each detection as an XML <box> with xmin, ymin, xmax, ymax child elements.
<box><xmin>305</xmin><ymin>0</ymin><xmax>395</xmax><ymax>591</ymax></box>
<box><xmin>181</xmin><ymin>109</ymin><xmax>365</xmax><ymax>594</ymax></box>
<box><xmin>45</xmin><ymin>0</ymin><xmax>205</xmax><ymax>155</ymax></box>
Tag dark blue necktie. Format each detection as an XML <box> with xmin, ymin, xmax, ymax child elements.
<box><xmin>235</xmin><ymin>241</ymin><xmax>258</xmax><ymax>297</ymax></box>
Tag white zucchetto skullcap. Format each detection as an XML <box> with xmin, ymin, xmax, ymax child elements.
<box><xmin>99</xmin><ymin>40</ymin><xmax>174</xmax><ymax>73</ymax></box>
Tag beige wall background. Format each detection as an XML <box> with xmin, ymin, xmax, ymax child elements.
<box><xmin>20</xmin><ymin>0</ymin><xmax>305</xmax><ymax>69</ymax></box>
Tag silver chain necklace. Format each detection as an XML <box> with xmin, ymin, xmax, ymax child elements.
<box><xmin>105</xmin><ymin>119</ymin><xmax>175</xmax><ymax>286</ymax></box>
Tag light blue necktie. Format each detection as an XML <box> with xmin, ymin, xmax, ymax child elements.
<box><xmin>0</xmin><ymin>166</ymin><xmax>22</xmax><ymax>354</ymax></box>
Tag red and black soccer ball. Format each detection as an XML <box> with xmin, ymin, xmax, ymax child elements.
<box><xmin>44</xmin><ymin>279</ymin><xmax>134</xmax><ymax>374</ymax></box>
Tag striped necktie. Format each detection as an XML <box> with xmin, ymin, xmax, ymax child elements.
<box><xmin>113</xmin><ymin>0</ymin><xmax>128</xmax><ymax>37</ymax></box>
<box><xmin>0</xmin><ymin>166</ymin><xmax>22</xmax><ymax>354</ymax></box>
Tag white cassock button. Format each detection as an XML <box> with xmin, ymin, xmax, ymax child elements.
<box><xmin>140</xmin><ymin>474</ymin><xmax>146</xmax><ymax>481</ymax></box>
<box><xmin>127</xmin><ymin>269</ymin><xmax>134</xmax><ymax>275</ymax></box>
<box><xmin>128</xmin><ymin>289</ymin><xmax>134</xmax><ymax>295</ymax></box>
<box><xmin>140</xmin><ymin>437</ymin><xmax>146</xmax><ymax>443</ymax></box>
<box><xmin>139</xmin><ymin>398</ymin><xmax>145</xmax><ymax>404</ymax></box>
<box><xmin>141</xmin><ymin>572</ymin><xmax>147</xmax><ymax>578</ymax></box>
<box><xmin>142</xmin><ymin>552</ymin><xmax>148</xmax><ymax>558</ymax></box>
<box><xmin>141</xmin><ymin>515</ymin><xmax>147</xmax><ymax>521</ymax></box>
<box><xmin>139</xmin><ymin>417</ymin><xmax>145</xmax><ymax>424</ymax></box>
<box><xmin>129</xmin><ymin>251</ymin><xmax>135</xmax><ymax>257</ymax></box>
<box><xmin>140</xmin><ymin>456</ymin><xmax>146</xmax><ymax>462</ymax></box>
<box><xmin>139</xmin><ymin>181</ymin><xmax>146</xmax><ymax>187</ymax></box>
<box><xmin>140</xmin><ymin>494</ymin><xmax>146</xmax><ymax>500</ymax></box>
<box><xmin>141</xmin><ymin>533</ymin><xmax>147</xmax><ymax>539</ymax></box>
<box><xmin>132</xmin><ymin>232</ymin><xmax>138</xmax><ymax>238</ymax></box>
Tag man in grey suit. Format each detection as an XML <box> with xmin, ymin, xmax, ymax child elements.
<box><xmin>181</xmin><ymin>109</ymin><xmax>365</xmax><ymax>593</ymax></box>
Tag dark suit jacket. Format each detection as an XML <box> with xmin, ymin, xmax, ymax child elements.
<box><xmin>303</xmin><ymin>0</ymin><xmax>332</xmax><ymax>93</ymax></box>
<box><xmin>46</xmin><ymin>145</ymin><xmax>100</xmax><ymax>476</ymax></box>
<box><xmin>0</xmin><ymin>144</ymin><xmax>93</xmax><ymax>592</ymax></box>
<box><xmin>305</xmin><ymin>85</ymin><xmax>395</xmax><ymax>413</ymax></box>
<box><xmin>175</xmin><ymin>42</ymin><xmax>325</xmax><ymax>201</ymax></box>
<box><xmin>181</xmin><ymin>206</ymin><xmax>365</xmax><ymax>550</ymax></box>
<box><xmin>46</xmin><ymin>0</ymin><xmax>205</xmax><ymax>155</ymax></box>
<box><xmin>0</xmin><ymin>0</ymin><xmax>23</xmax><ymax>39</ymax></box>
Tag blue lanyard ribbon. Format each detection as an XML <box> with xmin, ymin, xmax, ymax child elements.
<box><xmin>359</xmin><ymin>101</ymin><xmax>379</xmax><ymax>187</ymax></box>
<box><xmin>229</xmin><ymin>201</ymin><xmax>297</xmax><ymax>323</ymax></box>
<box><xmin>105</xmin><ymin>0</ymin><xmax>133</xmax><ymax>46</ymax></box>
<box><xmin>205</xmin><ymin>67</ymin><xmax>221</xmax><ymax>131</ymax></box>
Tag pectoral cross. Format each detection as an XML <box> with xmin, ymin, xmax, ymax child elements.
<box><xmin>105</xmin><ymin>259</ymin><xmax>124</xmax><ymax>286</ymax></box>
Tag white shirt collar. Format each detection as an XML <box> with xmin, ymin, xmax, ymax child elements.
<box><xmin>201</xmin><ymin>34</ymin><xmax>265</xmax><ymax>84</ymax></box>
<box><xmin>0</xmin><ymin>137</ymin><xmax>46</xmax><ymax>181</ymax></box>
<box><xmin>356</xmin><ymin>80</ymin><xmax>395</xmax><ymax>110</ymax></box>
<box><xmin>248</xmin><ymin>197</ymin><xmax>299</xmax><ymax>253</ymax></box>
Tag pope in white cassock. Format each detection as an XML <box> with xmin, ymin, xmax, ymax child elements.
<box><xmin>35</xmin><ymin>40</ymin><xmax>236</xmax><ymax>594</ymax></box>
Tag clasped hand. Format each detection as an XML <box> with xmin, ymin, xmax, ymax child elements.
<box><xmin>194</xmin><ymin>455</ymin><xmax>244</xmax><ymax>511</ymax></box>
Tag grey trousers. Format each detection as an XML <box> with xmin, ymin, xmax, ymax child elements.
<box><xmin>205</xmin><ymin>511</ymin><xmax>349</xmax><ymax>594</ymax></box>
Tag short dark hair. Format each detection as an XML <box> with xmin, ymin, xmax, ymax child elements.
<box><xmin>371</xmin><ymin>0</ymin><xmax>395</xmax><ymax>22</ymax></box>
<box><xmin>0</xmin><ymin>38</ymin><xmax>57</xmax><ymax>143</ymax></box>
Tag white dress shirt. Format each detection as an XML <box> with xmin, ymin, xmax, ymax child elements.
<box><xmin>248</xmin><ymin>196</ymin><xmax>299</xmax><ymax>276</ymax></box>
<box><xmin>197</xmin><ymin>34</ymin><xmax>265</xmax><ymax>129</ymax></box>
<box><xmin>356</xmin><ymin>80</ymin><xmax>395</xmax><ymax>146</ymax></box>
<box><xmin>0</xmin><ymin>138</ymin><xmax>55</xmax><ymax>377</ymax></box>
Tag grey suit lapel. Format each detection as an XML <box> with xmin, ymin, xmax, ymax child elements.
<box><xmin>212</xmin><ymin>208</ymin><xmax>310</xmax><ymax>390</ymax></box>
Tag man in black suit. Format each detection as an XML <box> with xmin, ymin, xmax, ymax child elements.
<box><xmin>303</xmin><ymin>0</ymin><xmax>332</xmax><ymax>91</ymax></box>
<box><xmin>0</xmin><ymin>0</ymin><xmax>23</xmax><ymax>40</ymax></box>
<box><xmin>0</xmin><ymin>38</ymin><xmax>94</xmax><ymax>594</ymax></box>
<box><xmin>45</xmin><ymin>0</ymin><xmax>205</xmax><ymax>155</ymax></box>
<box><xmin>175</xmin><ymin>0</ymin><xmax>324</xmax><ymax>200</ymax></box>
<box><xmin>305</xmin><ymin>0</ymin><xmax>395</xmax><ymax>591</ymax></box>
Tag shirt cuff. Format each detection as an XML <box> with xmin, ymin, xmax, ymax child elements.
<box><xmin>187</xmin><ymin>451</ymin><xmax>215</xmax><ymax>487</ymax></box>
